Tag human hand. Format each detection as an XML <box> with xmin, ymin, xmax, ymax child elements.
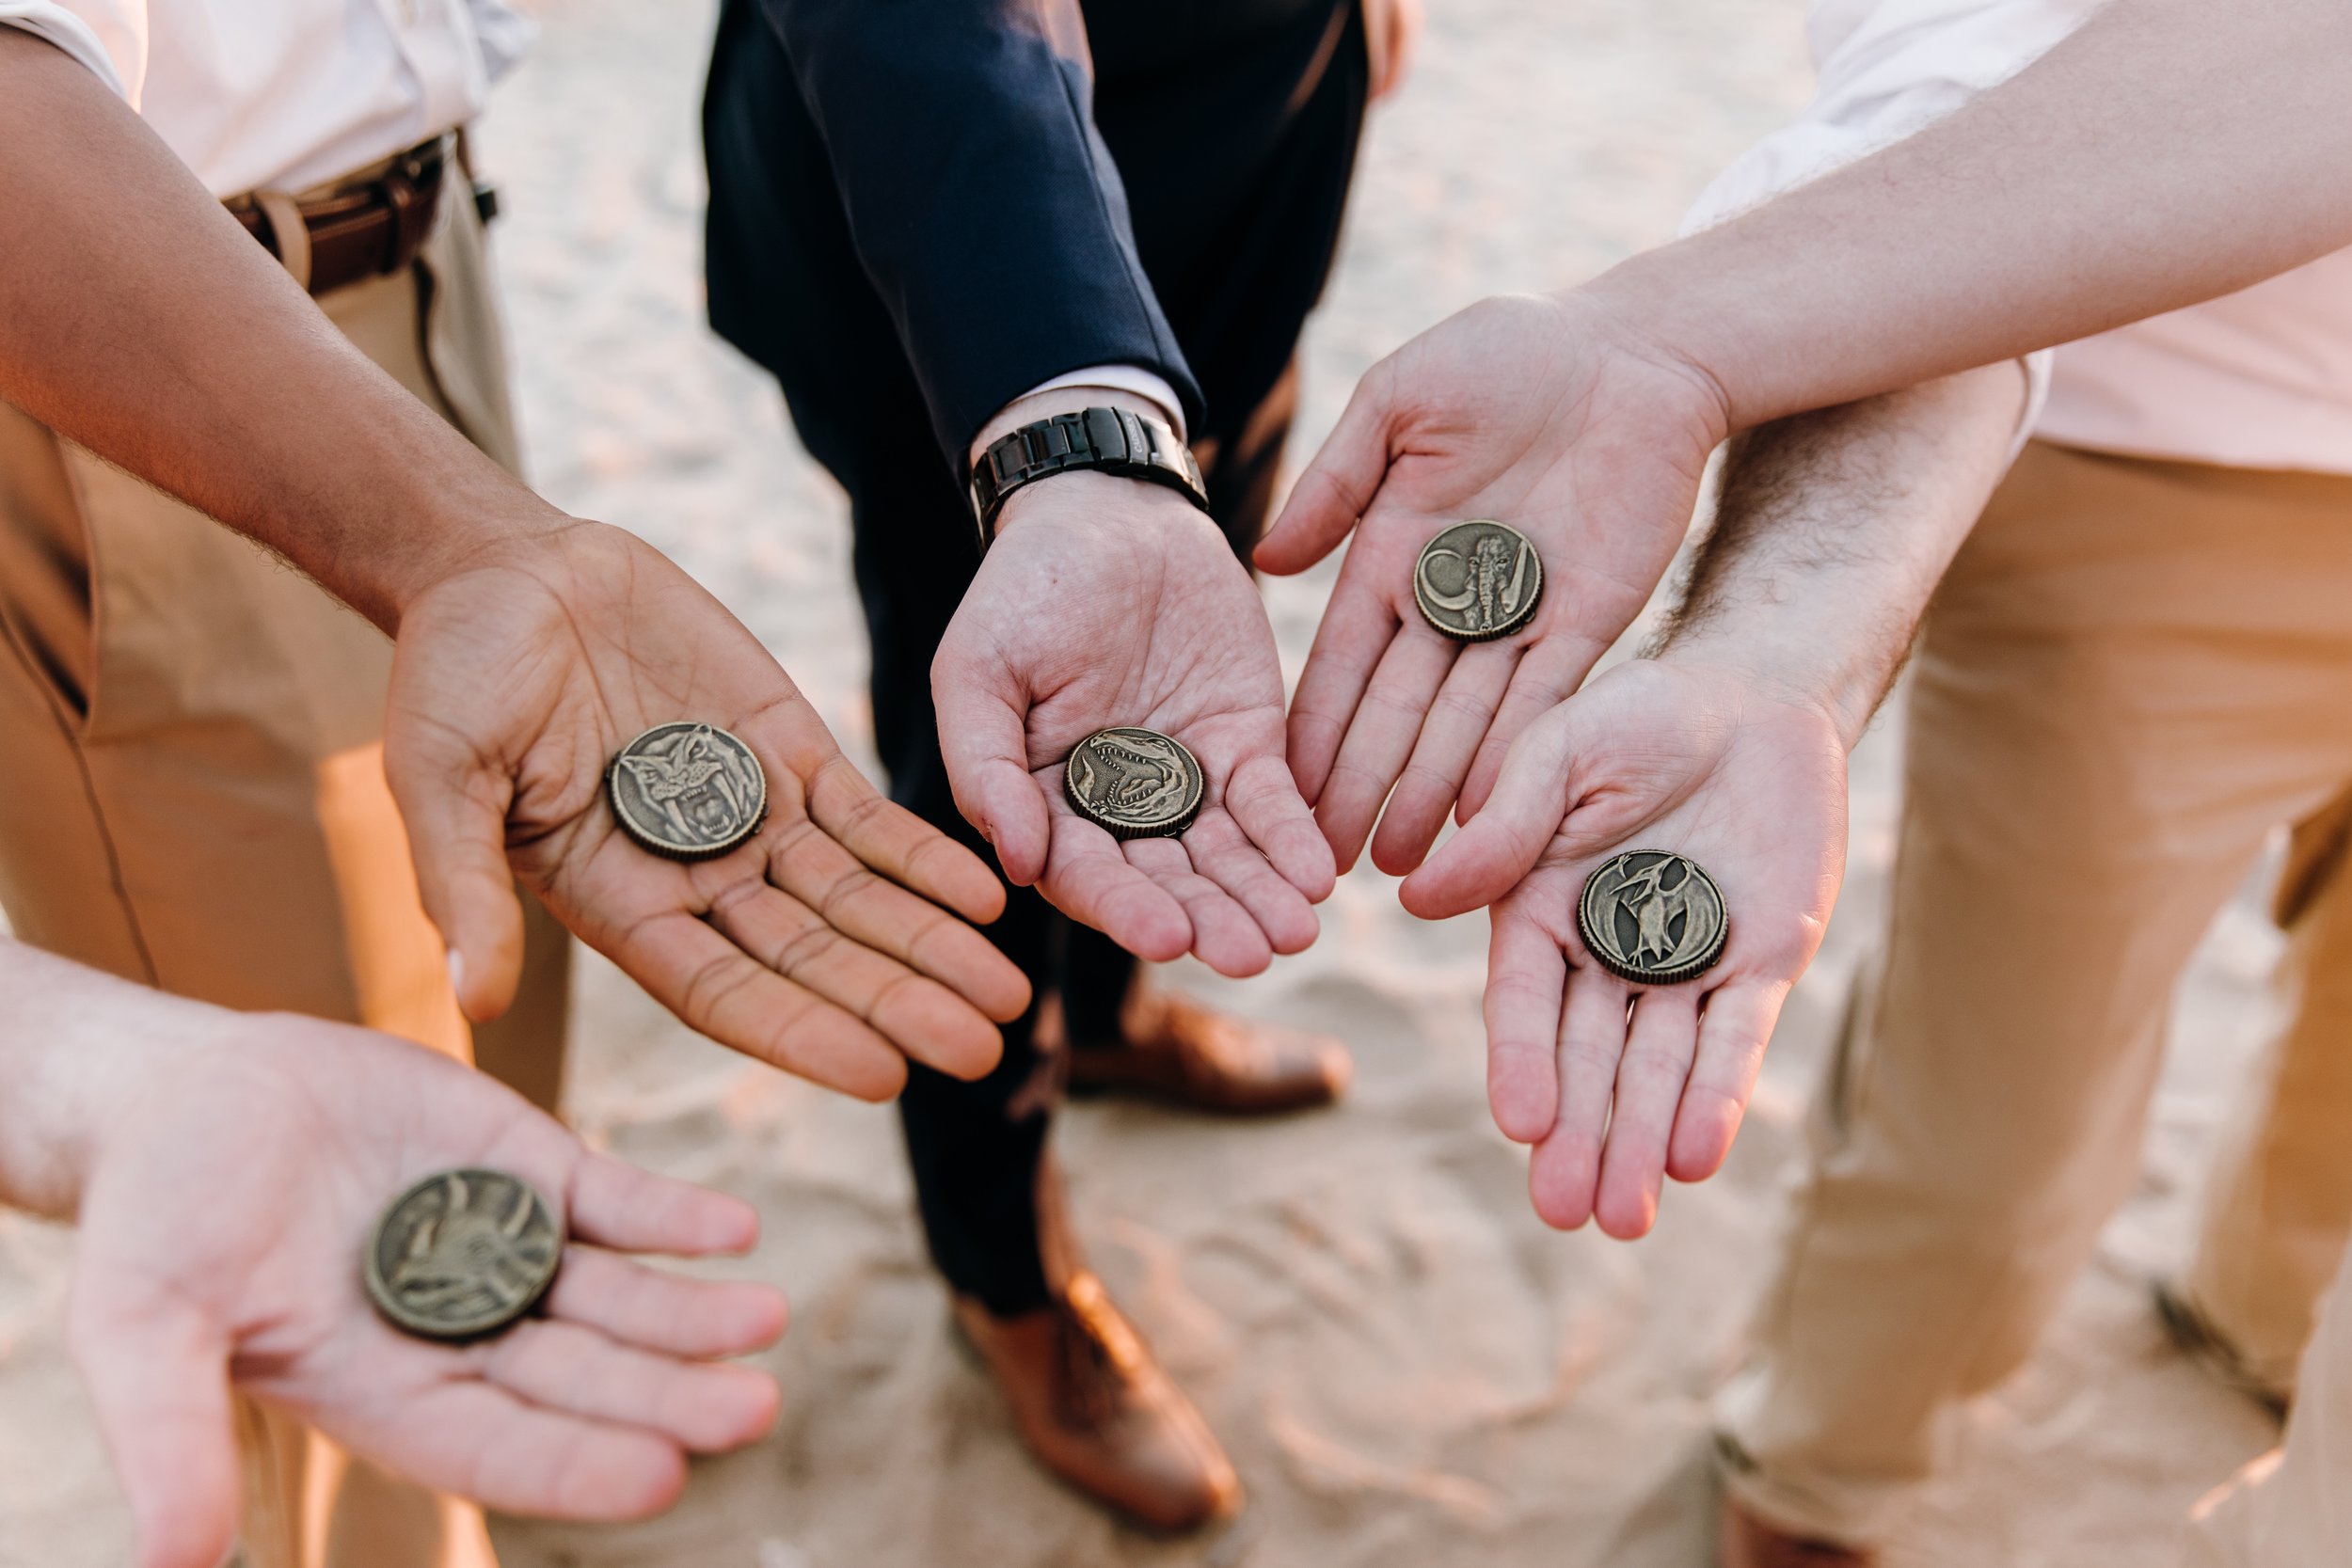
<box><xmin>1365</xmin><ymin>0</ymin><xmax>1424</xmax><ymax>102</ymax></box>
<box><xmin>1256</xmin><ymin>291</ymin><xmax>1731</xmax><ymax>875</ymax></box>
<box><xmin>69</xmin><ymin>1012</ymin><xmax>787</xmax><ymax>1568</ymax></box>
<box><xmin>933</xmin><ymin>472</ymin><xmax>1336</xmax><ymax>977</ymax></box>
<box><xmin>1399</xmin><ymin>657</ymin><xmax>1844</xmax><ymax>1237</ymax></box>
<box><xmin>385</xmin><ymin>521</ymin><xmax>1031</xmax><ymax>1102</ymax></box>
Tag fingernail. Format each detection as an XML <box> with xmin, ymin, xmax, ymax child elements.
<box><xmin>447</xmin><ymin>948</ymin><xmax>467</xmax><ymax>1000</ymax></box>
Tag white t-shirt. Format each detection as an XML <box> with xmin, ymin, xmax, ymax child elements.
<box><xmin>0</xmin><ymin>0</ymin><xmax>531</xmax><ymax>198</ymax></box>
<box><xmin>1686</xmin><ymin>0</ymin><xmax>2352</xmax><ymax>477</ymax></box>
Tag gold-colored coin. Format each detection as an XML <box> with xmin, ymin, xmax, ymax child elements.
<box><xmin>1576</xmin><ymin>850</ymin><xmax>1729</xmax><ymax>986</ymax></box>
<box><xmin>364</xmin><ymin>1168</ymin><xmax>562</xmax><ymax>1341</ymax></box>
<box><xmin>606</xmin><ymin>721</ymin><xmax>769</xmax><ymax>861</ymax></box>
<box><xmin>1413</xmin><ymin>519</ymin><xmax>1543</xmax><ymax>641</ymax></box>
<box><xmin>1062</xmin><ymin>727</ymin><xmax>1204</xmax><ymax>840</ymax></box>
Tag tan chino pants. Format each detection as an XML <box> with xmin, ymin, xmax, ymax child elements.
<box><xmin>0</xmin><ymin>149</ymin><xmax>570</xmax><ymax>1568</ymax></box>
<box><xmin>1714</xmin><ymin>440</ymin><xmax>2352</xmax><ymax>1560</ymax></box>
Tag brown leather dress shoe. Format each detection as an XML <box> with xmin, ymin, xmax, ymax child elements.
<box><xmin>1719</xmin><ymin>1497</ymin><xmax>1877</xmax><ymax>1567</ymax></box>
<box><xmin>1064</xmin><ymin>987</ymin><xmax>1351</xmax><ymax>1114</ymax></box>
<box><xmin>955</xmin><ymin>1272</ymin><xmax>1242</xmax><ymax>1531</ymax></box>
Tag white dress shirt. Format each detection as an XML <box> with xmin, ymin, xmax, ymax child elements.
<box><xmin>0</xmin><ymin>0</ymin><xmax>531</xmax><ymax>198</ymax></box>
<box><xmin>1685</xmin><ymin>0</ymin><xmax>2352</xmax><ymax>478</ymax></box>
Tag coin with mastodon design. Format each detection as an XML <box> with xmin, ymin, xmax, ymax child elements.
<box><xmin>606</xmin><ymin>721</ymin><xmax>769</xmax><ymax>860</ymax></box>
<box><xmin>1576</xmin><ymin>849</ymin><xmax>1729</xmax><ymax>986</ymax></box>
<box><xmin>1413</xmin><ymin>519</ymin><xmax>1543</xmax><ymax>641</ymax></box>
<box><xmin>364</xmin><ymin>1168</ymin><xmax>562</xmax><ymax>1340</ymax></box>
<box><xmin>1062</xmin><ymin>727</ymin><xmax>1204</xmax><ymax>840</ymax></box>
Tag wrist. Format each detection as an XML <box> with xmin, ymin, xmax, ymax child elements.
<box><xmin>969</xmin><ymin>386</ymin><xmax>1168</xmax><ymax>472</ymax></box>
<box><xmin>988</xmin><ymin>466</ymin><xmax>1222</xmax><ymax>546</ymax></box>
<box><xmin>1650</xmin><ymin>631</ymin><xmax>1881</xmax><ymax>752</ymax></box>
<box><xmin>1548</xmin><ymin>276</ymin><xmax>1739</xmax><ymax>449</ymax></box>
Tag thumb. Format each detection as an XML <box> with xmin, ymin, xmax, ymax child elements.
<box><xmin>71</xmin><ymin>1291</ymin><xmax>240</xmax><ymax>1568</ymax></box>
<box><xmin>1400</xmin><ymin>701</ymin><xmax>1588</xmax><ymax>918</ymax></box>
<box><xmin>930</xmin><ymin>652</ymin><xmax>1049</xmax><ymax>888</ymax></box>
<box><xmin>1255</xmin><ymin>357</ymin><xmax>1396</xmax><ymax>576</ymax></box>
<box><xmin>383</xmin><ymin>726</ymin><xmax>527</xmax><ymax>1023</ymax></box>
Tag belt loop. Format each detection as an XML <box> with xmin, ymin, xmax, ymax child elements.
<box><xmin>251</xmin><ymin>190</ymin><xmax>311</xmax><ymax>292</ymax></box>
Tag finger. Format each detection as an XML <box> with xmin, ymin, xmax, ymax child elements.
<box><xmin>567</xmin><ymin>1149</ymin><xmax>761</xmax><ymax>1256</ymax></box>
<box><xmin>1400</xmin><ymin>702</ymin><xmax>1583</xmax><ymax>919</ymax></box>
<box><xmin>377</xmin><ymin>1380</ymin><xmax>691</xmax><ymax>1521</ymax></box>
<box><xmin>1314</xmin><ymin>627</ymin><xmax>1456</xmax><ymax>872</ymax></box>
<box><xmin>1285</xmin><ymin>573</ymin><xmax>1401</xmax><ymax>808</ymax></box>
<box><xmin>1527</xmin><ymin>967</ymin><xmax>1629</xmax><ymax>1231</ymax></box>
<box><xmin>1482</xmin><ymin>905</ymin><xmax>1565</xmax><ymax>1143</ymax></box>
<box><xmin>619</xmin><ymin>911</ymin><xmax>908</xmax><ymax>1100</ymax></box>
<box><xmin>698</xmin><ymin>873</ymin><xmax>1002</xmax><ymax>1081</ymax></box>
<box><xmin>1035</xmin><ymin>812</ymin><xmax>1193</xmax><ymax>961</ymax></box>
<box><xmin>1222</xmin><ymin>752</ymin><xmax>1338</xmax><ymax>905</ymax></box>
<box><xmin>764</xmin><ymin>798</ymin><xmax>1030</xmax><ymax>1024</ymax></box>
<box><xmin>1460</xmin><ymin>637</ymin><xmax>1598</xmax><ymax>820</ymax></box>
<box><xmin>383</xmin><ymin>730</ymin><xmax>528</xmax><ymax>1023</ymax></box>
<box><xmin>1369</xmin><ymin>642</ymin><xmax>1517</xmax><ymax>875</ymax></box>
<box><xmin>1594</xmin><ymin>987</ymin><xmax>1703</xmax><ymax>1240</ymax></box>
<box><xmin>1668</xmin><ymin>978</ymin><xmax>1791</xmax><ymax>1183</ymax></box>
<box><xmin>930</xmin><ymin>662</ymin><xmax>1049</xmax><ymax>886</ymax></box>
<box><xmin>1124</xmin><ymin>835</ymin><xmax>1275</xmax><ymax>977</ymax></box>
<box><xmin>545</xmin><ymin>1247</ymin><xmax>789</xmax><ymax>1360</ymax></box>
<box><xmin>803</xmin><ymin>752</ymin><xmax>1009</xmax><ymax>927</ymax></box>
<box><xmin>69</xmin><ymin>1292</ymin><xmax>239</xmax><ymax>1568</ymax></box>
<box><xmin>1255</xmin><ymin>359</ymin><xmax>1394</xmax><ymax>576</ymax></box>
<box><xmin>1180</xmin><ymin>807</ymin><xmax>1319</xmax><ymax>957</ymax></box>
<box><xmin>480</xmin><ymin>1318</ymin><xmax>781</xmax><ymax>1453</ymax></box>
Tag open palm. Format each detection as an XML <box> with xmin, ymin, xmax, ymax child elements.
<box><xmin>1257</xmin><ymin>292</ymin><xmax>1729</xmax><ymax>875</ymax></box>
<box><xmin>386</xmin><ymin>522</ymin><xmax>1031</xmax><ymax>1101</ymax></box>
<box><xmin>69</xmin><ymin>1015</ymin><xmax>787</xmax><ymax>1568</ymax></box>
<box><xmin>1402</xmin><ymin>658</ymin><xmax>1845</xmax><ymax>1237</ymax></box>
<box><xmin>933</xmin><ymin>477</ymin><xmax>1336</xmax><ymax>977</ymax></box>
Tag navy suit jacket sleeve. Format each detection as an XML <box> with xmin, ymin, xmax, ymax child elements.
<box><xmin>755</xmin><ymin>0</ymin><xmax>1201</xmax><ymax>467</ymax></box>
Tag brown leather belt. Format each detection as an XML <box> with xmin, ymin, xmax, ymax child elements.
<box><xmin>229</xmin><ymin>138</ymin><xmax>448</xmax><ymax>298</ymax></box>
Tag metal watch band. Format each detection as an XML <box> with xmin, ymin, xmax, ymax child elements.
<box><xmin>968</xmin><ymin>404</ymin><xmax>1210</xmax><ymax>549</ymax></box>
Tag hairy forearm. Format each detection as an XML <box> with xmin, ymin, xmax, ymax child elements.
<box><xmin>1588</xmin><ymin>0</ymin><xmax>2352</xmax><ymax>432</ymax></box>
<box><xmin>0</xmin><ymin>31</ymin><xmax>562</xmax><ymax>632</ymax></box>
<box><xmin>0</xmin><ymin>942</ymin><xmax>228</xmax><ymax>1221</ymax></box>
<box><xmin>1653</xmin><ymin>361</ymin><xmax>2026</xmax><ymax>747</ymax></box>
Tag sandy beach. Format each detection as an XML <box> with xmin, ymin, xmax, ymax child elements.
<box><xmin>0</xmin><ymin>2</ymin><xmax>2290</xmax><ymax>1563</ymax></box>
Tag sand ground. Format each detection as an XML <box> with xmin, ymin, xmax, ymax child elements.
<box><xmin>0</xmin><ymin>2</ymin><xmax>2291</xmax><ymax>1563</ymax></box>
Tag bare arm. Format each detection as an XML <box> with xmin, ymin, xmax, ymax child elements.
<box><xmin>1599</xmin><ymin>0</ymin><xmax>2352</xmax><ymax>431</ymax></box>
<box><xmin>0</xmin><ymin>29</ymin><xmax>554</xmax><ymax>632</ymax></box>
<box><xmin>1404</xmin><ymin>363</ymin><xmax>2025</xmax><ymax>1235</ymax></box>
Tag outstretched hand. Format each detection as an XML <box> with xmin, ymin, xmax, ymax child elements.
<box><xmin>1257</xmin><ymin>292</ymin><xmax>1730</xmax><ymax>875</ymax></box>
<box><xmin>70</xmin><ymin>1013</ymin><xmax>787</xmax><ymax>1568</ymax></box>
<box><xmin>386</xmin><ymin>521</ymin><xmax>1031</xmax><ymax>1101</ymax></box>
<box><xmin>1401</xmin><ymin>658</ymin><xmax>1845</xmax><ymax>1237</ymax></box>
<box><xmin>932</xmin><ymin>473</ymin><xmax>1336</xmax><ymax>977</ymax></box>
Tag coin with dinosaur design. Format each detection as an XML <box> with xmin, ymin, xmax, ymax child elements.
<box><xmin>606</xmin><ymin>721</ymin><xmax>769</xmax><ymax>860</ymax></box>
<box><xmin>364</xmin><ymin>1168</ymin><xmax>562</xmax><ymax>1340</ymax></box>
<box><xmin>1576</xmin><ymin>849</ymin><xmax>1729</xmax><ymax>986</ymax></box>
<box><xmin>1062</xmin><ymin>727</ymin><xmax>1204</xmax><ymax>840</ymax></box>
<box><xmin>1413</xmin><ymin>519</ymin><xmax>1543</xmax><ymax>641</ymax></box>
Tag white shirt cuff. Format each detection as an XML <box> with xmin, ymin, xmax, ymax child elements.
<box><xmin>1018</xmin><ymin>366</ymin><xmax>1188</xmax><ymax>445</ymax></box>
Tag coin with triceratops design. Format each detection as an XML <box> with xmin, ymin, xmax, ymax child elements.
<box><xmin>1576</xmin><ymin>849</ymin><xmax>1730</xmax><ymax>986</ymax></box>
<box><xmin>1413</xmin><ymin>519</ymin><xmax>1544</xmax><ymax>641</ymax></box>
<box><xmin>1062</xmin><ymin>727</ymin><xmax>1205</xmax><ymax>840</ymax></box>
<box><xmin>606</xmin><ymin>721</ymin><xmax>769</xmax><ymax>861</ymax></box>
<box><xmin>364</xmin><ymin>1168</ymin><xmax>562</xmax><ymax>1340</ymax></box>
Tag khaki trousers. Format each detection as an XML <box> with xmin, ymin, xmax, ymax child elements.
<box><xmin>1714</xmin><ymin>440</ymin><xmax>2352</xmax><ymax>1560</ymax></box>
<box><xmin>0</xmin><ymin>152</ymin><xmax>570</xmax><ymax>1568</ymax></box>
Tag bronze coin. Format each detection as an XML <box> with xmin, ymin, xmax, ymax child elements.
<box><xmin>1576</xmin><ymin>849</ymin><xmax>1729</xmax><ymax>986</ymax></box>
<box><xmin>1062</xmin><ymin>727</ymin><xmax>1205</xmax><ymax>840</ymax></box>
<box><xmin>1413</xmin><ymin>519</ymin><xmax>1544</xmax><ymax>641</ymax></box>
<box><xmin>364</xmin><ymin>1168</ymin><xmax>562</xmax><ymax>1341</ymax></box>
<box><xmin>606</xmin><ymin>721</ymin><xmax>769</xmax><ymax>861</ymax></box>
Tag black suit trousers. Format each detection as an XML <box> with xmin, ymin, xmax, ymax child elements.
<box><xmin>705</xmin><ymin>0</ymin><xmax>1368</xmax><ymax>1314</ymax></box>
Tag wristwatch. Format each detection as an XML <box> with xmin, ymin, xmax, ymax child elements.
<box><xmin>968</xmin><ymin>404</ymin><xmax>1210</xmax><ymax>550</ymax></box>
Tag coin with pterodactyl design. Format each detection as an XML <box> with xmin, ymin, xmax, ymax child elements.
<box><xmin>364</xmin><ymin>1168</ymin><xmax>562</xmax><ymax>1340</ymax></box>
<box><xmin>1576</xmin><ymin>849</ymin><xmax>1729</xmax><ymax>986</ymax></box>
<box><xmin>1062</xmin><ymin>727</ymin><xmax>1204</xmax><ymax>840</ymax></box>
<box><xmin>606</xmin><ymin>721</ymin><xmax>769</xmax><ymax>860</ymax></box>
<box><xmin>1413</xmin><ymin>519</ymin><xmax>1543</xmax><ymax>641</ymax></box>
